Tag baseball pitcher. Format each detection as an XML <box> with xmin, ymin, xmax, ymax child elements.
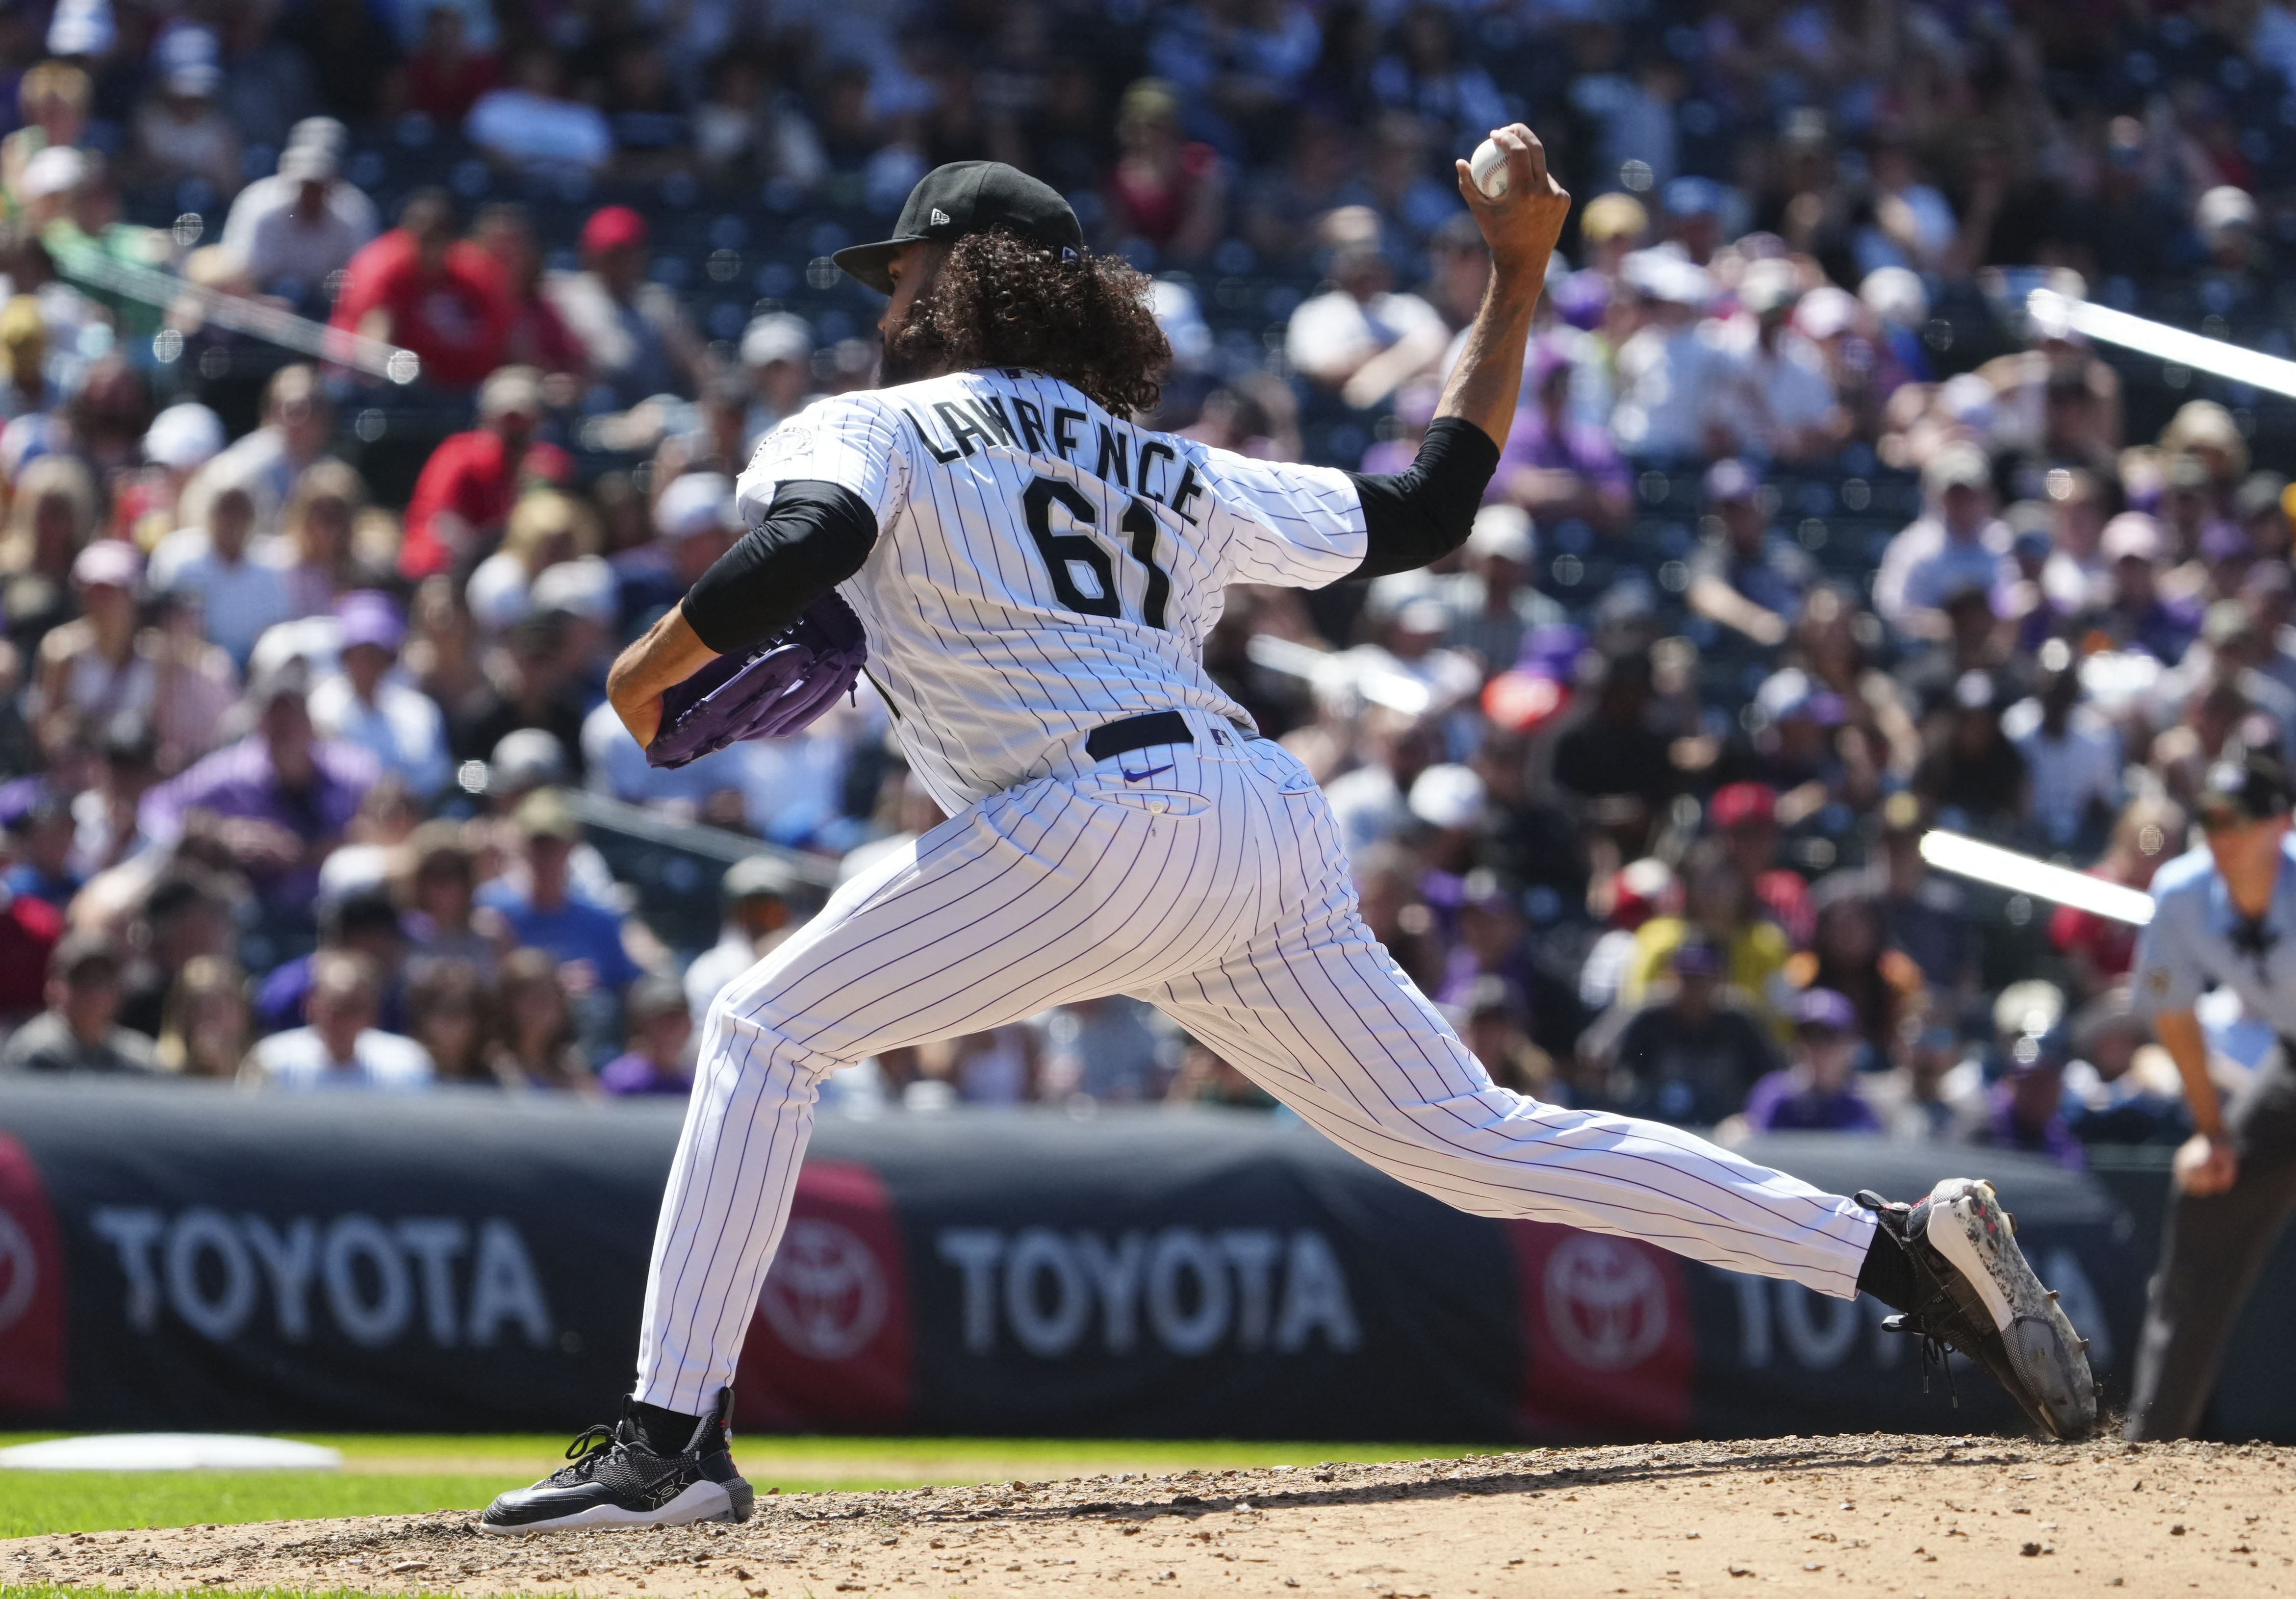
<box><xmin>482</xmin><ymin>129</ymin><xmax>2094</xmax><ymax>1533</ymax></box>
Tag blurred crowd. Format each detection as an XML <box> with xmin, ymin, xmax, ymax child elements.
<box><xmin>0</xmin><ymin>0</ymin><xmax>2292</xmax><ymax>1162</ymax></box>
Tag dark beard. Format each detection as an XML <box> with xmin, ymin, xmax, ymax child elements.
<box><xmin>877</xmin><ymin>304</ymin><xmax>947</xmax><ymax>387</ymax></box>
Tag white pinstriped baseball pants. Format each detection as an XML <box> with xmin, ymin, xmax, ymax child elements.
<box><xmin>636</xmin><ymin>714</ymin><xmax>1878</xmax><ymax>1412</ymax></box>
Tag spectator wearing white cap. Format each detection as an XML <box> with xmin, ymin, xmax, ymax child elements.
<box><xmin>1716</xmin><ymin>258</ymin><xmax>1845</xmax><ymax>464</ymax></box>
<box><xmin>2188</xmin><ymin>184</ymin><xmax>2271</xmax><ymax>324</ymax></box>
<box><xmin>16</xmin><ymin>142</ymin><xmax>87</xmax><ymax>229</ymax></box>
<box><xmin>130</xmin><ymin>400</ymin><xmax>224</xmax><ymax>544</ymax></box>
<box><xmin>1408</xmin><ymin>761</ymin><xmax>1486</xmax><ymax>833</ymax></box>
<box><xmin>611</xmin><ymin>470</ymin><xmax>739</xmax><ymax>633</ymax></box>
<box><xmin>1874</xmin><ymin>441</ymin><xmax>2012</xmax><ymax>642</ymax></box>
<box><xmin>532</xmin><ymin>554</ymin><xmax>620</xmax><ymax>690</ymax></box>
<box><xmin>740</xmin><ymin>314</ymin><xmax>815</xmax><ymax>449</ymax></box>
<box><xmin>24</xmin><ymin>150</ymin><xmax>158</xmax><ymax>360</ymax></box>
<box><xmin>142</xmin><ymin>401</ymin><xmax>224</xmax><ymax>480</ymax></box>
<box><xmin>222</xmin><ymin>117</ymin><xmax>378</xmax><ymax>259</ymax></box>
<box><xmin>1860</xmin><ymin>265</ymin><xmax>1933</xmax><ymax>384</ymax></box>
<box><xmin>310</xmin><ymin>591</ymin><xmax>451</xmax><ymax>799</ymax></box>
<box><xmin>130</xmin><ymin>23</ymin><xmax>241</xmax><ymax>201</ymax></box>
<box><xmin>148</xmin><ymin>467</ymin><xmax>290</xmax><ymax>667</ymax></box>
<box><xmin>1610</xmin><ymin>249</ymin><xmax>1731</xmax><ymax>459</ymax></box>
<box><xmin>2195</xmin><ymin>185</ymin><xmax>2261</xmax><ymax>278</ymax></box>
<box><xmin>43</xmin><ymin>0</ymin><xmax>111</xmax><ymax>66</ymax></box>
<box><xmin>228</xmin><ymin>141</ymin><xmax>365</xmax><ymax>307</ymax></box>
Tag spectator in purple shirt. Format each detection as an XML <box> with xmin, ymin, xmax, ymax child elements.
<box><xmin>1975</xmin><ymin>1019</ymin><xmax>2086</xmax><ymax>1170</ymax></box>
<box><xmin>1738</xmin><ymin>988</ymin><xmax>1883</xmax><ymax>1134</ymax></box>
<box><xmin>599</xmin><ymin>973</ymin><xmax>694</xmax><ymax>1097</ymax></box>
<box><xmin>138</xmin><ymin>660</ymin><xmax>377</xmax><ymax>923</ymax></box>
<box><xmin>2095</xmin><ymin>512</ymin><xmax>2203</xmax><ymax>664</ymax></box>
<box><xmin>1491</xmin><ymin>347</ymin><xmax>1631</xmax><ymax>535</ymax></box>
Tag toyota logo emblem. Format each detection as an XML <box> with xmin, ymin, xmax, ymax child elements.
<box><xmin>1542</xmin><ymin>1235</ymin><xmax>1667</xmax><ymax>1371</ymax></box>
<box><xmin>0</xmin><ymin>1205</ymin><xmax>37</xmax><ymax>1334</ymax></box>
<box><xmin>759</xmin><ymin>1219</ymin><xmax>887</xmax><ymax>1361</ymax></box>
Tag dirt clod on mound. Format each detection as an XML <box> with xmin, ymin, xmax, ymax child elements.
<box><xmin>7</xmin><ymin>1432</ymin><xmax>2288</xmax><ymax>1597</ymax></box>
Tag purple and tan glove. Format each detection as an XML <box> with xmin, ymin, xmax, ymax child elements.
<box><xmin>645</xmin><ymin>592</ymin><xmax>868</xmax><ymax>769</ymax></box>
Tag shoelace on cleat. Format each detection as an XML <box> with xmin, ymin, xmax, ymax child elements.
<box><xmin>1857</xmin><ymin>1192</ymin><xmax>1964</xmax><ymax>1408</ymax></box>
<box><xmin>547</xmin><ymin>1423</ymin><xmax>626</xmax><ymax>1485</ymax></box>
<box><xmin>1881</xmin><ymin>1303</ymin><xmax>1962</xmax><ymax>1408</ymax></box>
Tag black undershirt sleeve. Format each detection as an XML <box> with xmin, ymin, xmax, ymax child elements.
<box><xmin>1341</xmin><ymin>415</ymin><xmax>1503</xmax><ymax>580</ymax></box>
<box><xmin>680</xmin><ymin>480</ymin><xmax>880</xmax><ymax>655</ymax></box>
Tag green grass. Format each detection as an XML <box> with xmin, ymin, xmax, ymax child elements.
<box><xmin>0</xmin><ymin>1473</ymin><xmax>531</xmax><ymax>1540</ymax></box>
<box><xmin>0</xmin><ymin>1434</ymin><xmax>1505</xmax><ymax>1541</ymax></box>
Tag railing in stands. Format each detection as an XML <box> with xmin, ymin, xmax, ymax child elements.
<box><xmin>50</xmin><ymin>242</ymin><xmax>422</xmax><ymax>384</ymax></box>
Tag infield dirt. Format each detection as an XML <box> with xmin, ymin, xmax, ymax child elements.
<box><xmin>5</xmin><ymin>1432</ymin><xmax>2288</xmax><ymax>1598</ymax></box>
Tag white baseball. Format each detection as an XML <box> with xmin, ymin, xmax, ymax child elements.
<box><xmin>1469</xmin><ymin>137</ymin><xmax>1509</xmax><ymax>200</ymax></box>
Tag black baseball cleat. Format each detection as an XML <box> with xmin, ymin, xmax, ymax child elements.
<box><xmin>479</xmin><ymin>1388</ymin><xmax>754</xmax><ymax>1534</ymax></box>
<box><xmin>1859</xmin><ymin>1178</ymin><xmax>2098</xmax><ymax>1441</ymax></box>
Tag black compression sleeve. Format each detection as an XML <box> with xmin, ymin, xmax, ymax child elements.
<box><xmin>1342</xmin><ymin>416</ymin><xmax>1503</xmax><ymax>580</ymax></box>
<box><xmin>681</xmin><ymin>480</ymin><xmax>879</xmax><ymax>655</ymax></box>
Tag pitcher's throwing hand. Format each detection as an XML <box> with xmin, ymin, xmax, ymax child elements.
<box><xmin>1456</xmin><ymin>123</ymin><xmax>1572</xmax><ymax>282</ymax></box>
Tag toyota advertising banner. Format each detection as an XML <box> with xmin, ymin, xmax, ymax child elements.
<box><xmin>0</xmin><ymin>1082</ymin><xmax>2149</xmax><ymax>1441</ymax></box>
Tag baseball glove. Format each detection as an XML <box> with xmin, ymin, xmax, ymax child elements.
<box><xmin>645</xmin><ymin>592</ymin><xmax>868</xmax><ymax>769</ymax></box>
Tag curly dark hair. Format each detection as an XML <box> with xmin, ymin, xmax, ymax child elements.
<box><xmin>882</xmin><ymin>230</ymin><xmax>1172</xmax><ymax>416</ymax></box>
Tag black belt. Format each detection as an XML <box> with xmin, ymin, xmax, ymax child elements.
<box><xmin>1085</xmin><ymin>711</ymin><xmax>1193</xmax><ymax>762</ymax></box>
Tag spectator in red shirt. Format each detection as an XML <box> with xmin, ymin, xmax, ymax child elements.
<box><xmin>472</xmin><ymin>201</ymin><xmax>587</xmax><ymax>382</ymax></box>
<box><xmin>2050</xmin><ymin>795</ymin><xmax>2186</xmax><ymax>999</ymax></box>
<box><xmin>330</xmin><ymin>187</ymin><xmax>511</xmax><ymax>392</ymax></box>
<box><xmin>1105</xmin><ymin>78</ymin><xmax>1225</xmax><ymax>264</ymax></box>
<box><xmin>405</xmin><ymin>4</ymin><xmax>500</xmax><ymax>125</ymax></box>
<box><xmin>1710</xmin><ymin>781</ymin><xmax>1815</xmax><ymax>947</ymax></box>
<box><xmin>0</xmin><ymin>871</ymin><xmax>61</xmax><ymax>1024</ymax></box>
<box><xmin>399</xmin><ymin>366</ymin><xmax>569</xmax><ymax>579</ymax></box>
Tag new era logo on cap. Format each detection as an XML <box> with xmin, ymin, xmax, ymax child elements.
<box><xmin>930</xmin><ymin>208</ymin><xmax>951</xmax><ymax>226</ymax></box>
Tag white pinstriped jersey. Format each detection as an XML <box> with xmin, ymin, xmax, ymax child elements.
<box><xmin>734</xmin><ymin>368</ymin><xmax>1369</xmax><ymax>813</ymax></box>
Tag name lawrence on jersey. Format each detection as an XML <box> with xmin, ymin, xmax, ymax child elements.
<box><xmin>734</xmin><ymin>369</ymin><xmax>1370</xmax><ymax>814</ymax></box>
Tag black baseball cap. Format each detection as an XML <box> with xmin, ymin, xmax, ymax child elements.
<box><xmin>2198</xmin><ymin>753</ymin><xmax>2295</xmax><ymax>830</ymax></box>
<box><xmin>832</xmin><ymin>161</ymin><xmax>1084</xmax><ymax>294</ymax></box>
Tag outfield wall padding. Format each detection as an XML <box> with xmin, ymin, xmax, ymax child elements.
<box><xmin>0</xmin><ymin>1082</ymin><xmax>2200</xmax><ymax>1441</ymax></box>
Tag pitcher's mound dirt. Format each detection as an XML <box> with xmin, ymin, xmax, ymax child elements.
<box><xmin>8</xmin><ymin>1433</ymin><xmax>2290</xmax><ymax>1598</ymax></box>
